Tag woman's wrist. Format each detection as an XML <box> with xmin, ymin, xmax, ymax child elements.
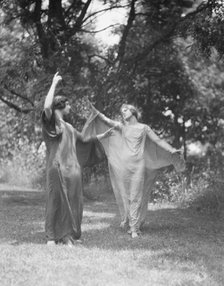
<box><xmin>96</xmin><ymin>134</ymin><xmax>103</xmax><ymax>140</ymax></box>
<box><xmin>51</xmin><ymin>81</ymin><xmax>58</xmax><ymax>87</ymax></box>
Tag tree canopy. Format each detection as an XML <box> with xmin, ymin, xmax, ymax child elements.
<box><xmin>1</xmin><ymin>0</ymin><xmax>224</xmax><ymax>158</ymax></box>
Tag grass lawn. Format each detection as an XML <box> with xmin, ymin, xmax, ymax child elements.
<box><xmin>0</xmin><ymin>185</ymin><xmax>224</xmax><ymax>286</ymax></box>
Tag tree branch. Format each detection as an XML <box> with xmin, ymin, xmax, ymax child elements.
<box><xmin>124</xmin><ymin>1</ymin><xmax>211</xmax><ymax>66</ymax></box>
<box><xmin>74</xmin><ymin>0</ymin><xmax>92</xmax><ymax>31</ymax></box>
<box><xmin>0</xmin><ymin>96</ymin><xmax>34</xmax><ymax>114</ymax></box>
<box><xmin>33</xmin><ymin>0</ymin><xmax>49</xmax><ymax>59</ymax></box>
<box><xmin>65</xmin><ymin>4</ymin><xmax>127</xmax><ymax>41</ymax></box>
<box><xmin>88</xmin><ymin>54</ymin><xmax>113</xmax><ymax>65</ymax></box>
<box><xmin>180</xmin><ymin>0</ymin><xmax>210</xmax><ymax>19</ymax></box>
<box><xmin>81</xmin><ymin>5</ymin><xmax>128</xmax><ymax>26</ymax></box>
<box><xmin>3</xmin><ymin>84</ymin><xmax>34</xmax><ymax>106</ymax></box>
<box><xmin>129</xmin><ymin>28</ymin><xmax>175</xmax><ymax>64</ymax></box>
<box><xmin>48</xmin><ymin>0</ymin><xmax>66</xmax><ymax>28</ymax></box>
<box><xmin>64</xmin><ymin>0</ymin><xmax>83</xmax><ymax>18</ymax></box>
<box><xmin>117</xmin><ymin>0</ymin><xmax>136</xmax><ymax>66</ymax></box>
<box><xmin>80</xmin><ymin>24</ymin><xmax>120</xmax><ymax>34</ymax></box>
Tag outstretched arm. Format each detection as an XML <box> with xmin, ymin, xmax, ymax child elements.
<box><xmin>76</xmin><ymin>127</ymin><xmax>114</xmax><ymax>142</ymax></box>
<box><xmin>146</xmin><ymin>126</ymin><xmax>177</xmax><ymax>153</ymax></box>
<box><xmin>90</xmin><ymin>103</ymin><xmax>122</xmax><ymax>129</ymax></box>
<box><xmin>44</xmin><ymin>72</ymin><xmax>62</xmax><ymax>119</ymax></box>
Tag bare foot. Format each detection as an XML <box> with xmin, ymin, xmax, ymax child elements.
<box><xmin>47</xmin><ymin>240</ymin><xmax>56</xmax><ymax>246</ymax></box>
<box><xmin>74</xmin><ymin>239</ymin><xmax>83</xmax><ymax>244</ymax></box>
<box><xmin>131</xmin><ymin>232</ymin><xmax>139</xmax><ymax>239</ymax></box>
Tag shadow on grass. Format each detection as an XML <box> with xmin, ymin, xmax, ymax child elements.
<box><xmin>1</xmin><ymin>188</ymin><xmax>224</xmax><ymax>284</ymax></box>
<box><xmin>0</xmin><ymin>189</ymin><xmax>46</xmax><ymax>245</ymax></box>
<box><xmin>83</xmin><ymin>202</ymin><xmax>224</xmax><ymax>285</ymax></box>
<box><xmin>1</xmin><ymin>189</ymin><xmax>224</xmax><ymax>247</ymax></box>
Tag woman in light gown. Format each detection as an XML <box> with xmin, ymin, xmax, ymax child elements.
<box><xmin>82</xmin><ymin>103</ymin><xmax>185</xmax><ymax>238</ymax></box>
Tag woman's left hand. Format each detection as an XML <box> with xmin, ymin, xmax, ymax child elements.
<box><xmin>103</xmin><ymin>127</ymin><xmax>115</xmax><ymax>138</ymax></box>
<box><xmin>172</xmin><ymin>148</ymin><xmax>184</xmax><ymax>155</ymax></box>
<box><xmin>96</xmin><ymin>127</ymin><xmax>115</xmax><ymax>141</ymax></box>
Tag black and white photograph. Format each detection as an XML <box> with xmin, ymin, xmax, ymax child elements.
<box><xmin>0</xmin><ymin>0</ymin><xmax>224</xmax><ymax>285</ymax></box>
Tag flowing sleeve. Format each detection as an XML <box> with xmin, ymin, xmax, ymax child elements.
<box><xmin>144</xmin><ymin>125</ymin><xmax>185</xmax><ymax>172</ymax></box>
<box><xmin>81</xmin><ymin>107</ymin><xmax>122</xmax><ymax>158</ymax></box>
<box><xmin>75</xmin><ymin>129</ymin><xmax>106</xmax><ymax>168</ymax></box>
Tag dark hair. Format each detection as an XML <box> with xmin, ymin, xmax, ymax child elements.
<box><xmin>120</xmin><ymin>104</ymin><xmax>141</xmax><ymax>120</ymax></box>
<box><xmin>52</xmin><ymin>95</ymin><xmax>68</xmax><ymax>111</ymax></box>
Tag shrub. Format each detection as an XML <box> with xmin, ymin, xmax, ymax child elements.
<box><xmin>150</xmin><ymin>149</ymin><xmax>224</xmax><ymax>217</ymax></box>
<box><xmin>0</xmin><ymin>139</ymin><xmax>45</xmax><ymax>189</ymax></box>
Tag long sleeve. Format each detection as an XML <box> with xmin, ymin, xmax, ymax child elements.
<box><xmin>75</xmin><ymin>129</ymin><xmax>97</xmax><ymax>143</ymax></box>
<box><xmin>75</xmin><ymin>128</ymin><xmax>105</xmax><ymax>168</ymax></box>
<box><xmin>146</xmin><ymin>126</ymin><xmax>176</xmax><ymax>153</ymax></box>
<box><xmin>144</xmin><ymin>125</ymin><xmax>185</xmax><ymax>171</ymax></box>
<box><xmin>98</xmin><ymin>112</ymin><xmax>121</xmax><ymax>128</ymax></box>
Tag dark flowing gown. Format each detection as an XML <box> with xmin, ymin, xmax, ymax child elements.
<box><xmin>42</xmin><ymin>112</ymin><xmax>102</xmax><ymax>241</ymax></box>
<box><xmin>82</xmin><ymin>107</ymin><xmax>185</xmax><ymax>233</ymax></box>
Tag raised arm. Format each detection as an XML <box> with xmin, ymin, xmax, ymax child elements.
<box><xmin>44</xmin><ymin>72</ymin><xmax>62</xmax><ymax>119</ymax></box>
<box><xmin>98</xmin><ymin>112</ymin><xmax>121</xmax><ymax>129</ymax></box>
<box><xmin>146</xmin><ymin>126</ymin><xmax>177</xmax><ymax>153</ymax></box>
<box><xmin>90</xmin><ymin>103</ymin><xmax>122</xmax><ymax>129</ymax></box>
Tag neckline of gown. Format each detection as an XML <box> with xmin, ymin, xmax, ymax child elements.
<box><xmin>124</xmin><ymin>123</ymin><xmax>144</xmax><ymax>129</ymax></box>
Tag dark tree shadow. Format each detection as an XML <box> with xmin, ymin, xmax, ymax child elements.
<box><xmin>1</xmin><ymin>189</ymin><xmax>224</xmax><ymax>284</ymax></box>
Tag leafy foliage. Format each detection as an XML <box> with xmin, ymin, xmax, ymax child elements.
<box><xmin>1</xmin><ymin>0</ymin><xmax>224</xmax><ymax>206</ymax></box>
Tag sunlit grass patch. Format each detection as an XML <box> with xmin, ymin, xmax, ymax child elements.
<box><xmin>0</xmin><ymin>188</ymin><xmax>224</xmax><ymax>286</ymax></box>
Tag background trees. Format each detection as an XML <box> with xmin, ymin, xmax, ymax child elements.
<box><xmin>0</xmin><ymin>0</ymin><xmax>224</xmax><ymax>196</ymax></box>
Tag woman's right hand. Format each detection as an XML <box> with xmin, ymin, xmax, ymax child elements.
<box><xmin>52</xmin><ymin>71</ymin><xmax>62</xmax><ymax>85</ymax></box>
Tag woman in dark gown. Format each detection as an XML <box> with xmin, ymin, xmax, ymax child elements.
<box><xmin>82</xmin><ymin>104</ymin><xmax>185</xmax><ymax>238</ymax></box>
<box><xmin>42</xmin><ymin>72</ymin><xmax>110</xmax><ymax>246</ymax></box>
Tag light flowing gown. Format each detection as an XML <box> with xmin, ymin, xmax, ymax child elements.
<box><xmin>82</xmin><ymin>107</ymin><xmax>185</xmax><ymax>233</ymax></box>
